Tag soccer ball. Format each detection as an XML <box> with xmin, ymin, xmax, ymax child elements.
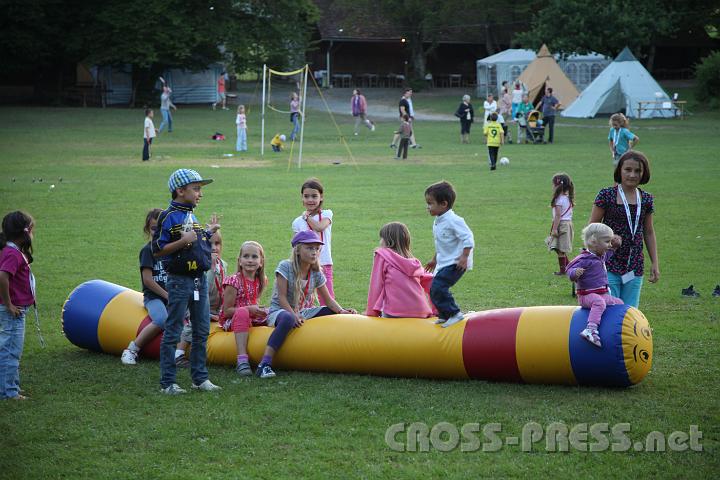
<box><xmin>499</xmin><ymin>157</ymin><xmax>510</xmax><ymax>166</ymax></box>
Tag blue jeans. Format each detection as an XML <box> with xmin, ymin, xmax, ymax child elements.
<box><xmin>144</xmin><ymin>298</ymin><xmax>168</xmax><ymax>328</ymax></box>
<box><xmin>608</xmin><ymin>272</ymin><xmax>643</xmax><ymax>308</ymax></box>
<box><xmin>160</xmin><ymin>275</ymin><xmax>210</xmax><ymax>388</ymax></box>
<box><xmin>236</xmin><ymin>127</ymin><xmax>247</xmax><ymax>151</ymax></box>
<box><xmin>290</xmin><ymin>113</ymin><xmax>300</xmax><ymax>140</ymax></box>
<box><xmin>0</xmin><ymin>304</ymin><xmax>26</xmax><ymax>399</ymax></box>
<box><xmin>430</xmin><ymin>265</ymin><xmax>465</xmax><ymax>319</ymax></box>
<box><xmin>158</xmin><ymin>108</ymin><xmax>172</xmax><ymax>133</ymax></box>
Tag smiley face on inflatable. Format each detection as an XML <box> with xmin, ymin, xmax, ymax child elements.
<box><xmin>621</xmin><ymin>308</ymin><xmax>653</xmax><ymax>384</ymax></box>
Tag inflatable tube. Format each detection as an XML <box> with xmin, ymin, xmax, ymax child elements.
<box><xmin>62</xmin><ymin>280</ymin><xmax>653</xmax><ymax>387</ymax></box>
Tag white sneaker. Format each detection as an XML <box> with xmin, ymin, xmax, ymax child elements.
<box><xmin>354</xmin><ymin>132</ymin><xmax>359</xmax><ymax>136</ymax></box>
<box><xmin>191</xmin><ymin>379</ymin><xmax>222</xmax><ymax>392</ymax></box>
<box><xmin>371</xmin><ymin>124</ymin><xmax>376</xmax><ymax>132</ymax></box>
<box><xmin>121</xmin><ymin>349</ymin><xmax>138</xmax><ymax>365</ymax></box>
<box><xmin>160</xmin><ymin>383</ymin><xmax>187</xmax><ymax>395</ymax></box>
<box><xmin>434</xmin><ymin>317</ymin><xmax>447</xmax><ymax>325</ymax></box>
<box><xmin>441</xmin><ymin>312</ymin><xmax>465</xmax><ymax>328</ymax></box>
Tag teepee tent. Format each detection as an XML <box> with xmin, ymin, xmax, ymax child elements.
<box><xmin>517</xmin><ymin>44</ymin><xmax>579</xmax><ymax>108</ymax></box>
<box><xmin>562</xmin><ymin>47</ymin><xmax>674</xmax><ymax>118</ymax></box>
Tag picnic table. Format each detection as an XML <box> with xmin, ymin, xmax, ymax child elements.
<box><xmin>637</xmin><ymin>100</ymin><xmax>686</xmax><ymax>119</ymax></box>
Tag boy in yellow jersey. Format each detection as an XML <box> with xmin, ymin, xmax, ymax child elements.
<box><xmin>483</xmin><ymin>112</ymin><xmax>504</xmax><ymax>170</ymax></box>
<box><xmin>271</xmin><ymin>134</ymin><xmax>286</xmax><ymax>152</ymax></box>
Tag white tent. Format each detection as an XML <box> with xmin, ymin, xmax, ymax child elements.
<box><xmin>562</xmin><ymin>47</ymin><xmax>675</xmax><ymax>119</ymax></box>
<box><xmin>476</xmin><ymin>48</ymin><xmax>609</xmax><ymax>98</ymax></box>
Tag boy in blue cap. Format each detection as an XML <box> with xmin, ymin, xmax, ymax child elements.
<box><xmin>152</xmin><ymin>168</ymin><xmax>222</xmax><ymax>394</ymax></box>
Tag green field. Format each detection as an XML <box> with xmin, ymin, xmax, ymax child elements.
<box><xmin>0</xmin><ymin>90</ymin><xmax>718</xmax><ymax>478</ymax></box>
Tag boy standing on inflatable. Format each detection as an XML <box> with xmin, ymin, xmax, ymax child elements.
<box><xmin>424</xmin><ymin>181</ymin><xmax>475</xmax><ymax>328</ymax></box>
<box><xmin>152</xmin><ymin>169</ymin><xmax>222</xmax><ymax>395</ymax></box>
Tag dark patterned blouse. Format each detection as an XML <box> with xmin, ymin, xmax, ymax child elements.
<box><xmin>594</xmin><ymin>186</ymin><xmax>654</xmax><ymax>276</ymax></box>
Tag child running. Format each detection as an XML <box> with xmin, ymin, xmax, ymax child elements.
<box><xmin>220</xmin><ymin>241</ymin><xmax>268</xmax><ymax>376</ymax></box>
<box><xmin>483</xmin><ymin>112</ymin><xmax>504</xmax><ymax>170</ymax></box>
<box><xmin>292</xmin><ymin>178</ymin><xmax>334</xmax><ymax>303</ymax></box>
<box><xmin>424</xmin><ymin>181</ymin><xmax>475</xmax><ymax>328</ymax></box>
<box><xmin>255</xmin><ymin>230</ymin><xmax>356</xmax><ymax>379</ymax></box>
<box><xmin>0</xmin><ymin>211</ymin><xmax>36</xmax><ymax>400</ymax></box>
<box><xmin>174</xmin><ymin>229</ymin><xmax>226</xmax><ymax>368</ymax></box>
<box><xmin>547</xmin><ymin>173</ymin><xmax>575</xmax><ymax>276</ymax></box>
<box><xmin>608</xmin><ymin>113</ymin><xmax>639</xmax><ymax>166</ymax></box>
<box><xmin>236</xmin><ymin>105</ymin><xmax>248</xmax><ymax>152</ymax></box>
<box><xmin>121</xmin><ymin>209</ymin><xmax>168</xmax><ymax>365</ymax></box>
<box><xmin>566</xmin><ymin>223</ymin><xmax>624</xmax><ymax>348</ymax></box>
<box><xmin>152</xmin><ymin>168</ymin><xmax>222</xmax><ymax>394</ymax></box>
<box><xmin>365</xmin><ymin>222</ymin><xmax>434</xmax><ymax>318</ymax></box>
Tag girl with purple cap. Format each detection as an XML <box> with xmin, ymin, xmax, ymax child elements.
<box><xmin>255</xmin><ymin>230</ymin><xmax>356</xmax><ymax>379</ymax></box>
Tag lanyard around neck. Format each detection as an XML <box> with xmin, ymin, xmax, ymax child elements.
<box><xmin>618</xmin><ymin>186</ymin><xmax>641</xmax><ymax>238</ymax></box>
<box><xmin>613</xmin><ymin>128</ymin><xmax>621</xmax><ymax>147</ymax></box>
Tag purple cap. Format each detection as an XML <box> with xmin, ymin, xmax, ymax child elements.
<box><xmin>291</xmin><ymin>230</ymin><xmax>324</xmax><ymax>247</ymax></box>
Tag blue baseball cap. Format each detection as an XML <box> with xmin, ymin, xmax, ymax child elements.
<box><xmin>291</xmin><ymin>230</ymin><xmax>324</xmax><ymax>247</ymax></box>
<box><xmin>168</xmin><ymin>169</ymin><xmax>213</xmax><ymax>193</ymax></box>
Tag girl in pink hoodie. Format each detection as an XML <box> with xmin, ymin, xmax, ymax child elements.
<box><xmin>365</xmin><ymin>222</ymin><xmax>434</xmax><ymax>318</ymax></box>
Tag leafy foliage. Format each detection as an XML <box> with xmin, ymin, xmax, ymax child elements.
<box><xmin>515</xmin><ymin>0</ymin><xmax>718</xmax><ymax>60</ymax></box>
<box><xmin>694</xmin><ymin>51</ymin><xmax>720</xmax><ymax>108</ymax></box>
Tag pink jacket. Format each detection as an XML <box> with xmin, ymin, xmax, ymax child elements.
<box><xmin>365</xmin><ymin>247</ymin><xmax>434</xmax><ymax>318</ymax></box>
<box><xmin>351</xmin><ymin>94</ymin><xmax>367</xmax><ymax>115</ymax></box>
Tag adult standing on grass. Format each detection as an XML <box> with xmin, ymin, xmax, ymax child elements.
<box><xmin>391</xmin><ymin>88</ymin><xmax>420</xmax><ymax>149</ymax></box>
<box><xmin>536</xmin><ymin>87</ymin><xmax>560</xmax><ymax>144</ymax></box>
<box><xmin>212</xmin><ymin>71</ymin><xmax>228</xmax><ymax>110</ymax></box>
<box><xmin>158</xmin><ymin>79</ymin><xmax>177</xmax><ymax>133</ymax></box>
<box><xmin>588</xmin><ymin>151</ymin><xmax>660</xmax><ymax>308</ymax></box>
<box><xmin>483</xmin><ymin>93</ymin><xmax>497</xmax><ymax>127</ymax></box>
<box><xmin>350</xmin><ymin>89</ymin><xmax>375</xmax><ymax>135</ymax></box>
<box><xmin>454</xmin><ymin>94</ymin><xmax>474</xmax><ymax>144</ymax></box>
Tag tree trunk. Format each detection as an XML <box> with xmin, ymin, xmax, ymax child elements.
<box><xmin>484</xmin><ymin>24</ymin><xmax>496</xmax><ymax>55</ymax></box>
<box><xmin>645</xmin><ymin>44</ymin><xmax>656</xmax><ymax>73</ymax></box>
<box><xmin>410</xmin><ymin>32</ymin><xmax>427</xmax><ymax>80</ymax></box>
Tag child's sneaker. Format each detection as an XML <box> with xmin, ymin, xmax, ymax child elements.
<box><xmin>236</xmin><ymin>362</ymin><xmax>253</xmax><ymax>377</ymax></box>
<box><xmin>160</xmin><ymin>383</ymin><xmax>187</xmax><ymax>395</ymax></box>
<box><xmin>371</xmin><ymin>123</ymin><xmax>376</xmax><ymax>132</ymax></box>
<box><xmin>712</xmin><ymin>285</ymin><xmax>720</xmax><ymax>297</ymax></box>
<box><xmin>175</xmin><ymin>355</ymin><xmax>190</xmax><ymax>368</ymax></box>
<box><xmin>579</xmin><ymin>327</ymin><xmax>602</xmax><ymax>348</ymax></box>
<box><xmin>191</xmin><ymin>380</ymin><xmax>222</xmax><ymax>392</ymax></box>
<box><xmin>256</xmin><ymin>364</ymin><xmax>276</xmax><ymax>379</ymax></box>
<box><xmin>121</xmin><ymin>349</ymin><xmax>138</xmax><ymax>365</ymax></box>
<box><xmin>434</xmin><ymin>317</ymin><xmax>447</xmax><ymax>325</ymax></box>
<box><xmin>442</xmin><ymin>311</ymin><xmax>465</xmax><ymax>328</ymax></box>
<box><xmin>681</xmin><ymin>285</ymin><xmax>700</xmax><ymax>297</ymax></box>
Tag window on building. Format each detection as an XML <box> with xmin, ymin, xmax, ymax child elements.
<box><xmin>511</xmin><ymin>65</ymin><xmax>522</xmax><ymax>79</ymax></box>
<box><xmin>565</xmin><ymin>64</ymin><xmax>577</xmax><ymax>84</ymax></box>
<box><xmin>591</xmin><ymin>63</ymin><xmax>603</xmax><ymax>81</ymax></box>
<box><xmin>579</xmin><ymin>64</ymin><xmax>590</xmax><ymax>85</ymax></box>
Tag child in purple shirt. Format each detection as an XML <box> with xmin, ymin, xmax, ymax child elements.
<box><xmin>566</xmin><ymin>223</ymin><xmax>624</xmax><ymax>348</ymax></box>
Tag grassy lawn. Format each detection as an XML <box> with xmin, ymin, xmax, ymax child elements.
<box><xmin>0</xmin><ymin>88</ymin><xmax>718</xmax><ymax>478</ymax></box>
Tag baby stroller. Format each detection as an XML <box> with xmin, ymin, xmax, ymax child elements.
<box><xmin>524</xmin><ymin>110</ymin><xmax>545</xmax><ymax>144</ymax></box>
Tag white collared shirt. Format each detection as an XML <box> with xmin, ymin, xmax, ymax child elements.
<box><xmin>433</xmin><ymin>209</ymin><xmax>475</xmax><ymax>271</ymax></box>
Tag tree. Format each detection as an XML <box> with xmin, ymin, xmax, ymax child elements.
<box><xmin>338</xmin><ymin>0</ymin><xmax>537</xmax><ymax>82</ymax></box>
<box><xmin>515</xmin><ymin>0</ymin><xmax>719</xmax><ymax>70</ymax></box>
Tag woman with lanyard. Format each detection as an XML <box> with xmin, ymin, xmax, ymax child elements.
<box><xmin>589</xmin><ymin>151</ymin><xmax>660</xmax><ymax>307</ymax></box>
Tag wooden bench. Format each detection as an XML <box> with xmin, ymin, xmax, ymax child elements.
<box><xmin>637</xmin><ymin>100</ymin><xmax>686</xmax><ymax>119</ymax></box>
